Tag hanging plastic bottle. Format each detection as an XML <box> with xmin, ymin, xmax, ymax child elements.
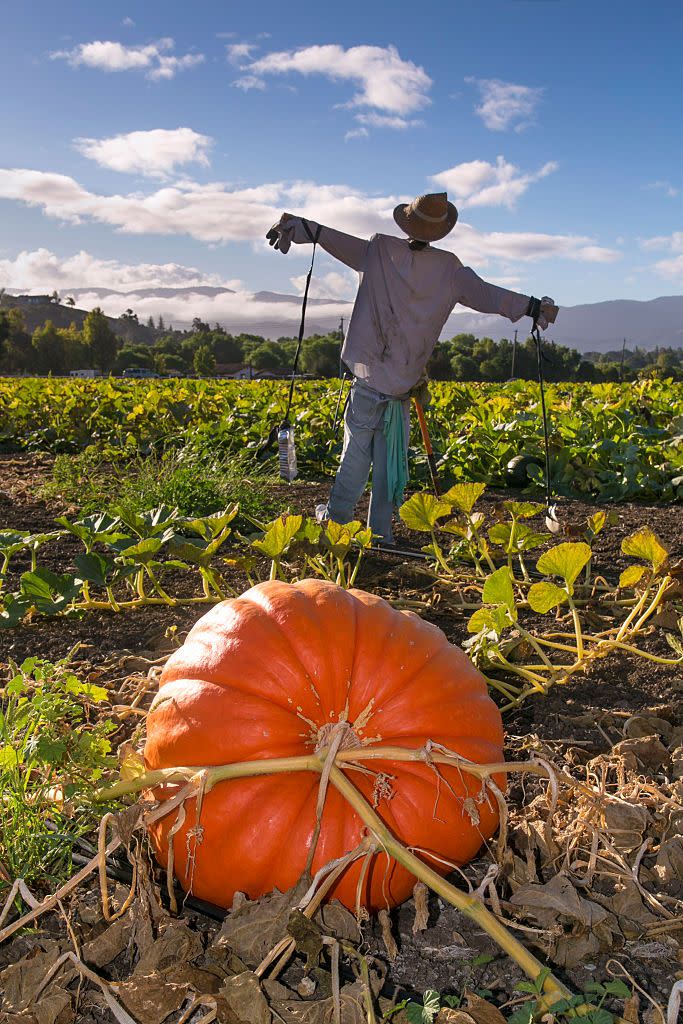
<box><xmin>277</xmin><ymin>423</ymin><xmax>297</xmax><ymax>481</ymax></box>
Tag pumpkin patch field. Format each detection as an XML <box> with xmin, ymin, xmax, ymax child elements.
<box><xmin>0</xmin><ymin>377</ymin><xmax>682</xmax><ymax>1024</ymax></box>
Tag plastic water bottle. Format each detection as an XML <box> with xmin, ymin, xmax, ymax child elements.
<box><xmin>277</xmin><ymin>424</ymin><xmax>297</xmax><ymax>481</ymax></box>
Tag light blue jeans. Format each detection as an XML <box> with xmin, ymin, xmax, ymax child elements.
<box><xmin>326</xmin><ymin>379</ymin><xmax>411</xmax><ymax>543</ymax></box>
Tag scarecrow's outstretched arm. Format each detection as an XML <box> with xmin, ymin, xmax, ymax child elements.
<box><xmin>266</xmin><ymin>214</ymin><xmax>369</xmax><ymax>272</ymax></box>
<box><xmin>454</xmin><ymin>265</ymin><xmax>537</xmax><ymax>322</ymax></box>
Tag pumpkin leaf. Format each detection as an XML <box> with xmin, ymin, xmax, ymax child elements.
<box><xmin>483</xmin><ymin>566</ymin><xmax>516</xmax><ymax>617</ymax></box>
<box><xmin>528</xmin><ymin>580</ymin><xmax>568</xmax><ymax>614</ymax></box>
<box><xmin>442</xmin><ymin>482</ymin><xmax>487</xmax><ymax>514</ymax></box>
<box><xmin>619</xmin><ymin>564</ymin><xmax>647</xmax><ymax>589</ymax></box>
<box><xmin>468</xmin><ymin>605</ymin><xmax>510</xmax><ymax>637</ymax></box>
<box><xmin>586</xmin><ymin>510</ymin><xmax>607</xmax><ymax>536</ymax></box>
<box><xmin>536</xmin><ymin>542</ymin><xmax>592</xmax><ymax>587</ymax></box>
<box><xmin>399</xmin><ymin>493</ymin><xmax>451</xmax><ymax>532</ymax></box>
<box><xmin>489</xmin><ymin>522</ymin><xmax>546</xmax><ymax>554</ymax></box>
<box><xmin>621</xmin><ymin>528</ymin><xmax>668</xmax><ymax>571</ymax></box>
<box><xmin>74</xmin><ymin>552</ymin><xmax>112</xmax><ymax>587</ymax></box>
<box><xmin>503</xmin><ymin>500</ymin><xmax>544</xmax><ymax>519</ymax></box>
<box><xmin>252</xmin><ymin>514</ymin><xmax>303</xmax><ymax>559</ymax></box>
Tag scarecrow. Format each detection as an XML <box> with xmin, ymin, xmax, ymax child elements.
<box><xmin>267</xmin><ymin>192</ymin><xmax>557</xmax><ymax>544</ymax></box>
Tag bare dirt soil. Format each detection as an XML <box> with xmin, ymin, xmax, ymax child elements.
<box><xmin>1</xmin><ymin>453</ymin><xmax>681</xmax><ymax>1023</ymax></box>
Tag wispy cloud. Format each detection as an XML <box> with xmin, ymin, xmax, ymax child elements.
<box><xmin>432</xmin><ymin>156</ymin><xmax>558</xmax><ymax>209</ymax></box>
<box><xmin>641</xmin><ymin>231</ymin><xmax>683</xmax><ymax>252</ymax></box>
<box><xmin>74</xmin><ymin>128</ymin><xmax>213</xmax><ymax>179</ymax></box>
<box><xmin>233</xmin><ymin>74</ymin><xmax>266</xmax><ymax>92</ymax></box>
<box><xmin>354</xmin><ymin>112</ymin><xmax>421</xmax><ymax>130</ymax></box>
<box><xmin>643</xmin><ymin>180</ymin><xmax>679</xmax><ymax>198</ymax></box>
<box><xmin>0</xmin><ymin>166</ymin><xmax>621</xmax><ymax>267</ymax></box>
<box><xmin>641</xmin><ymin>231</ymin><xmax>683</xmax><ymax>282</ymax></box>
<box><xmin>122</xmin><ymin>17</ymin><xmax>134</xmax><ymax>27</ymax></box>
<box><xmin>226</xmin><ymin>42</ymin><xmax>257</xmax><ymax>65</ymax></box>
<box><xmin>51</xmin><ymin>38</ymin><xmax>204</xmax><ymax>80</ymax></box>
<box><xmin>237</xmin><ymin>44</ymin><xmax>432</xmax><ymax>115</ymax></box>
<box><xmin>466</xmin><ymin>77</ymin><xmax>543</xmax><ymax>132</ymax></box>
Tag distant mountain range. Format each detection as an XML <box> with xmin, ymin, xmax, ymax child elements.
<box><xmin>6</xmin><ymin>288</ymin><xmax>683</xmax><ymax>351</ymax></box>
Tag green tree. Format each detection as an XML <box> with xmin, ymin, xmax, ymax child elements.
<box><xmin>115</xmin><ymin>345</ymin><xmax>155</xmax><ymax>372</ymax></box>
<box><xmin>83</xmin><ymin>307</ymin><xmax>118</xmax><ymax>371</ymax></box>
<box><xmin>300</xmin><ymin>336</ymin><xmax>340</xmax><ymax>376</ymax></box>
<box><xmin>32</xmin><ymin>320</ymin><xmax>66</xmax><ymax>374</ymax></box>
<box><xmin>250</xmin><ymin>341</ymin><xmax>288</xmax><ymax>370</ymax></box>
<box><xmin>193</xmin><ymin>343</ymin><xmax>216</xmax><ymax>377</ymax></box>
<box><xmin>0</xmin><ymin>308</ymin><xmax>32</xmax><ymax>373</ymax></box>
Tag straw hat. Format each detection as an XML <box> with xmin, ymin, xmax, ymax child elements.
<box><xmin>393</xmin><ymin>191</ymin><xmax>458</xmax><ymax>242</ymax></box>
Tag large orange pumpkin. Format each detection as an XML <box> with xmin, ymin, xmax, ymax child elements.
<box><xmin>145</xmin><ymin>579</ymin><xmax>504</xmax><ymax>911</ymax></box>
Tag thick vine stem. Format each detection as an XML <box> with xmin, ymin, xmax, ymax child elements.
<box><xmin>326</xmin><ymin>764</ymin><xmax>570</xmax><ymax>1006</ymax></box>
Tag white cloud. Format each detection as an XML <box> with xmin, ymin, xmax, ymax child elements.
<box><xmin>0</xmin><ymin>167</ymin><xmax>621</xmax><ymax>266</ymax></box>
<box><xmin>641</xmin><ymin>231</ymin><xmax>683</xmax><ymax>252</ymax></box>
<box><xmin>74</xmin><ymin>128</ymin><xmax>213</xmax><ymax>179</ymax></box>
<box><xmin>290</xmin><ymin>268</ymin><xmax>358</xmax><ymax>300</ymax></box>
<box><xmin>122</xmin><ymin>17</ymin><xmax>135</xmax><ymax>27</ymax></box>
<box><xmin>354</xmin><ymin>112</ymin><xmax>421</xmax><ymax>130</ymax></box>
<box><xmin>241</xmin><ymin>44</ymin><xmax>432</xmax><ymax>115</ymax></box>
<box><xmin>644</xmin><ymin>180</ymin><xmax>679</xmax><ymax>198</ymax></box>
<box><xmin>233</xmin><ymin>74</ymin><xmax>266</xmax><ymax>92</ymax></box>
<box><xmin>651</xmin><ymin>254</ymin><xmax>683</xmax><ymax>283</ymax></box>
<box><xmin>227</xmin><ymin>42</ymin><xmax>256</xmax><ymax>64</ymax></box>
<box><xmin>0</xmin><ymin>248</ymin><xmax>229</xmax><ymax>291</ymax></box>
<box><xmin>51</xmin><ymin>38</ymin><xmax>204</xmax><ymax>80</ymax></box>
<box><xmin>466</xmin><ymin>77</ymin><xmax>543</xmax><ymax>132</ymax></box>
<box><xmin>344</xmin><ymin>127</ymin><xmax>369</xmax><ymax>142</ymax></box>
<box><xmin>640</xmin><ymin>232</ymin><xmax>683</xmax><ymax>283</ymax></box>
<box><xmin>431</xmin><ymin>156</ymin><xmax>558</xmax><ymax>209</ymax></box>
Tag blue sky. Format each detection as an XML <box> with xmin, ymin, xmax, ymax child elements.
<box><xmin>1</xmin><ymin>0</ymin><xmax>681</xmax><ymax>331</ymax></box>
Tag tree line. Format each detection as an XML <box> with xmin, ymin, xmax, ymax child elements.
<box><xmin>0</xmin><ymin>304</ymin><xmax>681</xmax><ymax>381</ymax></box>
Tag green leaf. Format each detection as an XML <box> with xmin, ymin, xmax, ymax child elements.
<box><xmin>74</xmin><ymin>553</ymin><xmax>111</xmax><ymax>587</ymax></box>
<box><xmin>586</xmin><ymin>510</ymin><xmax>607</xmax><ymax>536</ymax></box>
<box><xmin>528</xmin><ymin>580</ymin><xmax>568</xmax><ymax>614</ymax></box>
<box><xmin>619</xmin><ymin>564</ymin><xmax>647</xmax><ymax>589</ymax></box>
<box><xmin>483</xmin><ymin>566</ymin><xmax>516</xmax><ymax>616</ymax></box>
<box><xmin>503</xmin><ymin>500</ymin><xmax>544</xmax><ymax>519</ymax></box>
<box><xmin>405</xmin><ymin>990</ymin><xmax>440</xmax><ymax>1024</ymax></box>
<box><xmin>604</xmin><ymin>980</ymin><xmax>631</xmax><ymax>999</ymax></box>
<box><xmin>442</xmin><ymin>481</ymin><xmax>486</xmax><ymax>514</ymax></box>
<box><xmin>0</xmin><ymin>745</ymin><xmax>20</xmax><ymax>769</ymax></box>
<box><xmin>467</xmin><ymin>605</ymin><xmax>510</xmax><ymax>637</ymax></box>
<box><xmin>252</xmin><ymin>514</ymin><xmax>303</xmax><ymax>558</ymax></box>
<box><xmin>399</xmin><ymin>493</ymin><xmax>451</xmax><ymax>532</ymax></box>
<box><xmin>536</xmin><ymin>541</ymin><xmax>592</xmax><ymax>586</ymax></box>
<box><xmin>621</xmin><ymin>528</ymin><xmax>668</xmax><ymax>571</ymax></box>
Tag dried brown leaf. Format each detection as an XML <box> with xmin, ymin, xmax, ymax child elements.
<box><xmin>379</xmin><ymin>908</ymin><xmax>398</xmax><ymax>961</ymax></box>
<box><xmin>603</xmin><ymin>798</ymin><xmax>650</xmax><ymax>852</ymax></box>
<box><xmin>133</xmin><ymin>918</ymin><xmax>203</xmax><ymax>977</ymax></box>
<box><xmin>413</xmin><ymin>881</ymin><xmax>430</xmax><ymax>933</ymax></box>
<box><xmin>624</xmin><ymin>717</ymin><xmax>673</xmax><ymax>744</ymax></box>
<box><xmin>318</xmin><ymin>900</ymin><xmax>360</xmax><ymax>944</ymax></box>
<box><xmin>0</xmin><ymin>943</ymin><xmax>76</xmax><ymax>1012</ymax></box>
<box><xmin>464</xmin><ymin>991</ymin><xmax>508</xmax><ymax>1024</ymax></box>
<box><xmin>218</xmin><ymin>971</ymin><xmax>271</xmax><ymax>1024</ymax></box>
<box><xmin>654</xmin><ymin>837</ymin><xmax>683</xmax><ymax>884</ymax></box>
<box><xmin>215</xmin><ymin>878</ymin><xmax>310</xmax><ymax>969</ymax></box>
<box><xmin>116</xmin><ymin>972</ymin><xmax>192</xmax><ymax>1024</ymax></box>
<box><xmin>611</xmin><ymin>736</ymin><xmax>669</xmax><ymax>771</ymax></box>
<box><xmin>81</xmin><ymin>916</ymin><xmax>131</xmax><ymax>969</ymax></box>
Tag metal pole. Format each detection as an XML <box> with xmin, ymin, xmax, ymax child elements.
<box><xmin>511</xmin><ymin>329</ymin><xmax>517</xmax><ymax>379</ymax></box>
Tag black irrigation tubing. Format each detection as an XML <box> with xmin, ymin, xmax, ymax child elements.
<box><xmin>70</xmin><ymin>850</ymin><xmax>227</xmax><ymax>923</ymax></box>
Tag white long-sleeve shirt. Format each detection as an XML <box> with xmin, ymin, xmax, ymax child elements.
<box><xmin>287</xmin><ymin>218</ymin><xmax>532</xmax><ymax>396</ymax></box>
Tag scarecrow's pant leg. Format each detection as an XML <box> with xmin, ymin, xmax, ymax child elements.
<box><xmin>327</xmin><ymin>385</ymin><xmax>381</xmax><ymax>527</ymax></box>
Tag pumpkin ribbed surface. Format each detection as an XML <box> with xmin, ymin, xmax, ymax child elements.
<box><xmin>145</xmin><ymin>579</ymin><xmax>504</xmax><ymax>911</ymax></box>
